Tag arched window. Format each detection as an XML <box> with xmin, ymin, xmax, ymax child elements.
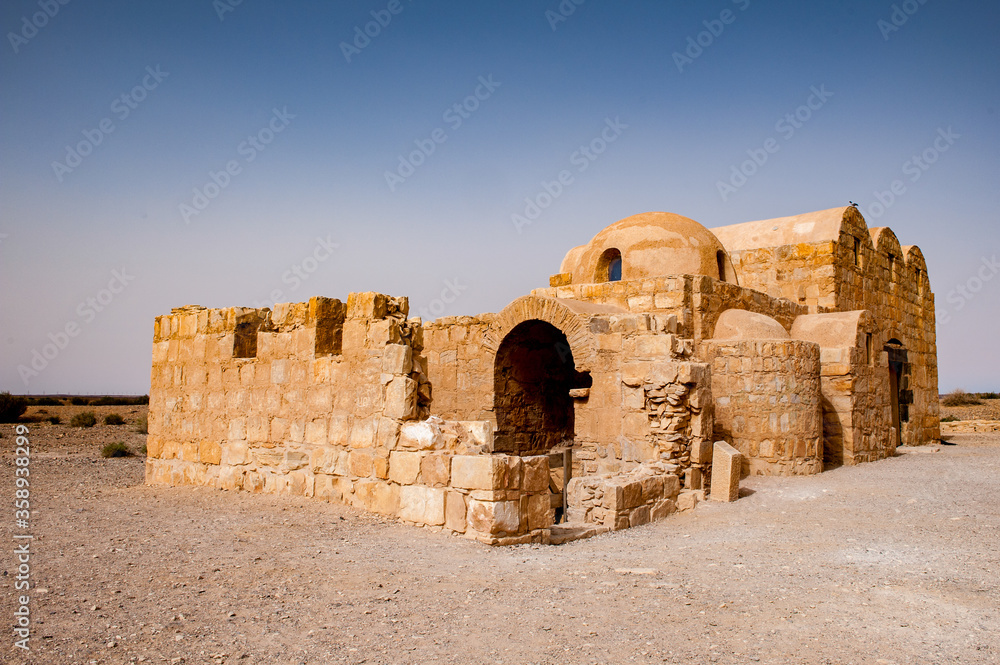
<box><xmin>596</xmin><ymin>248</ymin><xmax>622</xmax><ymax>283</ymax></box>
<box><xmin>716</xmin><ymin>250</ymin><xmax>727</xmax><ymax>282</ymax></box>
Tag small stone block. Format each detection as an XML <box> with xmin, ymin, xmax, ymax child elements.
<box><xmin>710</xmin><ymin>441</ymin><xmax>743</xmax><ymax>502</ymax></box>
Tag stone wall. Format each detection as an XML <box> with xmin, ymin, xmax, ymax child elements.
<box><xmin>565</xmin><ymin>463</ymin><xmax>683</xmax><ymax>530</ymax></box>
<box><xmin>531</xmin><ymin>275</ymin><xmax>806</xmax><ymax>344</ymax></box>
<box><xmin>145</xmin><ymin>293</ymin><xmax>553</xmax><ymax>545</ymax></box>
<box><xmin>714</xmin><ymin>207</ymin><xmax>938</xmax><ymax>445</ymax></box>
<box><xmin>702</xmin><ymin>339</ymin><xmax>823</xmax><ymax>475</ymax></box>
<box><xmin>791</xmin><ymin>311</ymin><xmax>894</xmax><ymax>466</ymax></box>
<box><xmin>423</xmin><ymin>295</ymin><xmax>715</xmax><ymax>481</ymax></box>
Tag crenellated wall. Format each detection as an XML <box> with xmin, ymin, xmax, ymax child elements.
<box><xmin>145</xmin><ymin>293</ymin><xmax>555</xmax><ymax>545</ymax></box>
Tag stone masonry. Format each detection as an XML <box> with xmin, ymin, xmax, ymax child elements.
<box><xmin>147</xmin><ymin>207</ymin><xmax>939</xmax><ymax>544</ymax></box>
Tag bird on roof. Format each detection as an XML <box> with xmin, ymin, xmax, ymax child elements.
<box><xmin>849</xmin><ymin>201</ymin><xmax>859</xmax><ymax>207</ymax></box>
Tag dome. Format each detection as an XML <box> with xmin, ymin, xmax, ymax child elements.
<box><xmin>559</xmin><ymin>212</ymin><xmax>736</xmax><ymax>285</ymax></box>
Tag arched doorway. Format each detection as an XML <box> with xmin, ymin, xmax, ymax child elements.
<box><xmin>885</xmin><ymin>338</ymin><xmax>909</xmax><ymax>447</ymax></box>
<box><xmin>493</xmin><ymin>320</ymin><xmax>584</xmax><ymax>456</ymax></box>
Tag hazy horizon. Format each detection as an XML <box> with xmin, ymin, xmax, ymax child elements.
<box><xmin>2</xmin><ymin>0</ymin><xmax>998</xmax><ymax>394</ymax></box>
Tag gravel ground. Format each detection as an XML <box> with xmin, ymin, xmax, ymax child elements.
<box><xmin>2</xmin><ymin>407</ymin><xmax>998</xmax><ymax>665</ymax></box>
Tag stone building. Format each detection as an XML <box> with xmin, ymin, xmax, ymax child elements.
<box><xmin>145</xmin><ymin>206</ymin><xmax>939</xmax><ymax>544</ymax></box>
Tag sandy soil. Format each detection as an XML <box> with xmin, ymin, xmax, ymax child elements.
<box><xmin>2</xmin><ymin>406</ymin><xmax>998</xmax><ymax>665</ymax></box>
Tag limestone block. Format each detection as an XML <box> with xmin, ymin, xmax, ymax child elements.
<box><xmin>521</xmin><ymin>456</ymin><xmax>549</xmax><ymax>493</ymax></box>
<box><xmin>374</xmin><ymin>452</ymin><xmax>390</xmax><ymax>479</ymax></box>
<box><xmin>467</xmin><ymin>499</ymin><xmax>520</xmax><ymax>535</ymax></box>
<box><xmin>368</xmin><ymin>319</ymin><xmax>403</xmax><ymax>346</ymax></box>
<box><xmin>690</xmin><ymin>438</ymin><xmax>714</xmax><ymax>465</ymax></box>
<box><xmin>284</xmin><ymin>450</ymin><xmax>310</xmax><ymax>471</ymax></box>
<box><xmin>623</xmin><ymin>412</ymin><xmax>650</xmax><ymax>439</ymax></box>
<box><xmin>310</xmin><ymin>447</ymin><xmax>336</xmax><ymax>474</ymax></box>
<box><xmin>678</xmin><ymin>362</ymin><xmax>707</xmax><ymax>384</ymax></box>
<box><xmin>526</xmin><ymin>493</ymin><xmax>553</xmax><ymax>530</ymax></box>
<box><xmin>451</xmin><ymin>455</ymin><xmax>506</xmax><ymax>490</ymax></box>
<box><xmin>385</xmin><ymin>376</ymin><xmax>418</xmax><ymax>420</ymax></box>
<box><xmin>228</xmin><ymin>418</ymin><xmax>246</xmax><ymax>441</ymax></box>
<box><xmin>662</xmin><ymin>474</ymin><xmax>681</xmax><ymax>499</ymax></box>
<box><xmin>352</xmin><ymin>479</ymin><xmax>377</xmax><ymax>511</ymax></box>
<box><xmin>304</xmin><ymin>419</ymin><xmax>327</xmax><ymax>445</ymax></box>
<box><xmin>328</xmin><ymin>414</ymin><xmax>352</xmax><ymax>446</ymax></box>
<box><xmin>623</xmin><ymin>386</ymin><xmax>645</xmax><ymax>410</ymax></box>
<box><xmin>334</xmin><ymin>451</ymin><xmax>350</xmax><ymax>476</ymax></box>
<box><xmin>677</xmin><ymin>489</ymin><xmax>700</xmax><ymax>511</ymax></box>
<box><xmin>629</xmin><ymin>505</ymin><xmax>651</xmax><ymax>527</ymax></box>
<box><xmin>388</xmin><ymin>451</ymin><xmax>421</xmax><ymax>485</ymax></box>
<box><xmin>341</xmin><ymin>320</ymin><xmax>367</xmax><ymax>351</ymax></box>
<box><xmin>218</xmin><ymin>466</ymin><xmax>244</xmax><ymax>491</ymax></box>
<box><xmin>376</xmin><ymin>417</ymin><xmax>401</xmax><ymax>449</ymax></box>
<box><xmin>347</xmin><ymin>291</ymin><xmax>388</xmax><ymax>320</ymax></box>
<box><xmin>421</xmin><ymin>454</ymin><xmax>451</xmax><ymax>487</ymax></box>
<box><xmin>252</xmin><ymin>449</ymin><xmax>283</xmax><ymax>468</ymax></box>
<box><xmin>505</xmin><ymin>456</ymin><xmax>523</xmax><ymax>490</ymax></box>
<box><xmin>181</xmin><ymin>441</ymin><xmax>199</xmax><ymax>462</ymax></box>
<box><xmin>640</xmin><ymin>475</ymin><xmax>664</xmax><ymax>503</ymax></box>
<box><xmin>399</xmin><ymin>420</ymin><xmax>440</xmax><ymax>450</ymax></box>
<box><xmin>650</xmin><ymin>499</ymin><xmax>676</xmax><ymax>520</ymax></box>
<box><xmin>710</xmin><ymin>441</ymin><xmax>743</xmax><ymax>502</ymax></box>
<box><xmin>684</xmin><ymin>467</ymin><xmax>703</xmax><ymax>490</ymax></box>
<box><xmin>456</xmin><ymin>421</ymin><xmax>494</xmax><ymax>453</ymax></box>
<box><xmin>382</xmin><ymin>344</ymin><xmax>413</xmax><ymax>375</ymax></box>
<box><xmin>270</xmin><ymin>417</ymin><xmax>289</xmax><ymax>442</ymax></box>
<box><xmin>221</xmin><ymin>441</ymin><xmax>249</xmax><ymax>466</ymax></box>
<box><xmin>349</xmin><ymin>448</ymin><xmax>374</xmax><ymax>477</ymax></box>
<box><xmin>349</xmin><ymin>417</ymin><xmax>376</xmax><ymax>449</ymax></box>
<box><xmin>398</xmin><ymin>486</ymin><xmax>446</xmax><ymax>526</ymax></box>
<box><xmin>622</xmin><ymin>362</ymin><xmax>647</xmax><ymax>387</ymax></box>
<box><xmin>445</xmin><ymin>491</ymin><xmax>467</xmax><ymax>532</ymax></box>
<box><xmin>289</xmin><ymin>419</ymin><xmax>306</xmax><ymax>443</ymax></box>
<box><xmin>636</xmin><ymin>335</ymin><xmax>673</xmax><ymax>358</ymax></box>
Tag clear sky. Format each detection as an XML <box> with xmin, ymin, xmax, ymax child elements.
<box><xmin>1</xmin><ymin>0</ymin><xmax>997</xmax><ymax>394</ymax></box>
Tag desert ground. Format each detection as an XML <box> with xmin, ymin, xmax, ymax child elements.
<box><xmin>2</xmin><ymin>403</ymin><xmax>998</xmax><ymax>665</ymax></box>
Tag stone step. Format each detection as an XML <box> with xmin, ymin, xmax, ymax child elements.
<box><xmin>549</xmin><ymin>522</ymin><xmax>609</xmax><ymax>545</ymax></box>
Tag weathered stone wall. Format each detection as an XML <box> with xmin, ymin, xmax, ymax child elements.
<box><xmin>791</xmin><ymin>311</ymin><xmax>895</xmax><ymax>466</ymax></box>
<box><xmin>714</xmin><ymin>207</ymin><xmax>938</xmax><ymax>445</ymax></box>
<box><xmin>565</xmin><ymin>463</ymin><xmax>683</xmax><ymax>530</ymax></box>
<box><xmin>423</xmin><ymin>295</ymin><xmax>714</xmax><ymax>482</ymax></box>
<box><xmin>703</xmin><ymin>339</ymin><xmax>823</xmax><ymax>475</ymax></box>
<box><xmin>532</xmin><ymin>275</ymin><xmax>807</xmax><ymax>344</ymax></box>
<box><xmin>422</xmin><ymin>316</ymin><xmax>495</xmax><ymax>424</ymax></box>
<box><xmin>722</xmin><ymin>241</ymin><xmax>838</xmax><ymax>312</ymax></box>
<box><xmin>146</xmin><ymin>293</ymin><xmax>553</xmax><ymax>545</ymax></box>
<box><xmin>835</xmin><ymin>217</ymin><xmax>939</xmax><ymax>446</ymax></box>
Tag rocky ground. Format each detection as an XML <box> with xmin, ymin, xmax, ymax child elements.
<box><xmin>1</xmin><ymin>405</ymin><xmax>998</xmax><ymax>665</ymax></box>
<box><xmin>939</xmin><ymin>397</ymin><xmax>1000</xmax><ymax>422</ymax></box>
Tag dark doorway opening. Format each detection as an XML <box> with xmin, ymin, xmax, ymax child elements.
<box><xmin>885</xmin><ymin>339</ymin><xmax>909</xmax><ymax>447</ymax></box>
<box><xmin>493</xmin><ymin>320</ymin><xmax>584</xmax><ymax>456</ymax></box>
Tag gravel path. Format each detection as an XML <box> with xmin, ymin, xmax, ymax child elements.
<box><xmin>2</xmin><ymin>411</ymin><xmax>998</xmax><ymax>665</ymax></box>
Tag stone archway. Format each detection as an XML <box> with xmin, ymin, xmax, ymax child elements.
<box><xmin>493</xmin><ymin>320</ymin><xmax>581</xmax><ymax>456</ymax></box>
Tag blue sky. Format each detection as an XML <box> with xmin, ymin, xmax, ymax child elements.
<box><xmin>1</xmin><ymin>0</ymin><xmax>997</xmax><ymax>394</ymax></box>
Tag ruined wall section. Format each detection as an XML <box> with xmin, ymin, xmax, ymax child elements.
<box><xmin>146</xmin><ymin>293</ymin><xmax>553</xmax><ymax>545</ymax></box>
<box><xmin>703</xmin><ymin>339</ymin><xmax>823</xmax><ymax>475</ymax></box>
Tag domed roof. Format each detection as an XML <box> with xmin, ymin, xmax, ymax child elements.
<box><xmin>559</xmin><ymin>212</ymin><xmax>736</xmax><ymax>284</ymax></box>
